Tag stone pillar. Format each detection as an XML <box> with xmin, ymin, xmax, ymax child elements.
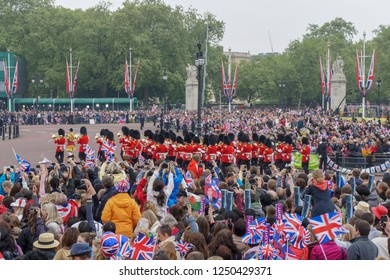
<box><xmin>185</xmin><ymin>64</ymin><xmax>198</xmax><ymax>111</ymax></box>
<box><xmin>330</xmin><ymin>56</ymin><xmax>347</xmax><ymax>115</ymax></box>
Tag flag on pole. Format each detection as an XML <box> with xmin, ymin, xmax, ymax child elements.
<box><xmin>356</xmin><ymin>49</ymin><xmax>363</xmax><ymax>91</ymax></box>
<box><xmin>101</xmin><ymin>140</ymin><xmax>116</xmax><ymax>162</ymax></box>
<box><xmin>366</xmin><ymin>49</ymin><xmax>376</xmax><ymax>91</ymax></box>
<box><xmin>221</xmin><ymin>61</ymin><xmax>230</xmax><ymax>98</ymax></box>
<box><xmin>72</xmin><ymin>59</ymin><xmax>80</xmax><ymax>95</ymax></box>
<box><xmin>131</xmin><ymin>62</ymin><xmax>139</xmax><ymax>97</ymax></box>
<box><xmin>326</xmin><ymin>49</ymin><xmax>332</xmax><ymax>97</ymax></box>
<box><xmin>11</xmin><ymin>59</ymin><xmax>18</xmax><ymax>94</ymax></box>
<box><xmin>319</xmin><ymin>56</ymin><xmax>325</xmax><ymax>95</ymax></box>
<box><xmin>230</xmin><ymin>65</ymin><xmax>238</xmax><ymax>98</ymax></box>
<box><xmin>3</xmin><ymin>60</ymin><xmax>10</xmax><ymax>98</ymax></box>
<box><xmin>124</xmin><ymin>58</ymin><xmax>130</xmax><ymax>95</ymax></box>
<box><xmin>14</xmin><ymin>153</ymin><xmax>31</xmax><ymax>172</ymax></box>
<box><xmin>66</xmin><ymin>59</ymin><xmax>71</xmax><ymax>96</ymax></box>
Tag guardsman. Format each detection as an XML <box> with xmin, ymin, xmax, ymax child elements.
<box><xmin>251</xmin><ymin>134</ymin><xmax>259</xmax><ymax>167</ymax></box>
<box><xmin>240</xmin><ymin>133</ymin><xmax>252</xmax><ymax>170</ymax></box>
<box><xmin>258</xmin><ymin>135</ymin><xmax>266</xmax><ymax>174</ymax></box>
<box><xmin>54</xmin><ymin>128</ymin><xmax>66</xmax><ymax>163</ymax></box>
<box><xmin>220</xmin><ymin>136</ymin><xmax>235</xmax><ymax>174</ymax></box>
<box><xmin>282</xmin><ymin>135</ymin><xmax>293</xmax><ymax>168</ymax></box>
<box><xmin>77</xmin><ymin>126</ymin><xmax>89</xmax><ymax>162</ymax></box>
<box><xmin>301</xmin><ymin>137</ymin><xmax>311</xmax><ymax>175</ymax></box>
<box><xmin>263</xmin><ymin>138</ymin><xmax>273</xmax><ymax>171</ymax></box>
<box><xmin>96</xmin><ymin>129</ymin><xmax>108</xmax><ymax>162</ymax></box>
<box><xmin>275</xmin><ymin>134</ymin><xmax>285</xmax><ymax>170</ymax></box>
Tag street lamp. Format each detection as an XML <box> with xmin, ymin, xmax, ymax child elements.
<box><xmin>163</xmin><ymin>67</ymin><xmax>168</xmax><ymax>114</ymax></box>
<box><xmin>194</xmin><ymin>42</ymin><xmax>205</xmax><ymax>136</ymax></box>
<box><xmin>279</xmin><ymin>81</ymin><xmax>286</xmax><ymax>107</ymax></box>
<box><xmin>31</xmin><ymin>75</ymin><xmax>43</xmax><ymax>110</ymax></box>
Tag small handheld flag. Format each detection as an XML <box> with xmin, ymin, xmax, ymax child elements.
<box><xmin>221</xmin><ymin>189</ymin><xmax>227</xmax><ymax>209</ymax></box>
<box><xmin>226</xmin><ymin>191</ymin><xmax>233</xmax><ymax>211</ymax></box>
<box><xmin>294</xmin><ymin>187</ymin><xmax>301</xmax><ymax>207</ymax></box>
<box><xmin>245</xmin><ymin>189</ymin><xmax>251</xmax><ymax>210</ymax></box>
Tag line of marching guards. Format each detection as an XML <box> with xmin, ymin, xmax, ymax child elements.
<box><xmin>51</xmin><ymin>126</ymin><xmax>311</xmax><ymax>174</ymax></box>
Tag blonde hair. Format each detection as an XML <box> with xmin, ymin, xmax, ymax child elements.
<box><xmin>159</xmin><ymin>241</ymin><xmax>177</xmax><ymax>260</ymax></box>
<box><xmin>92</xmin><ymin>239</ymin><xmax>105</xmax><ymax>260</ymax></box>
<box><xmin>143</xmin><ymin>201</ymin><xmax>158</xmax><ymax>217</ymax></box>
<box><xmin>79</xmin><ymin>232</ymin><xmax>97</xmax><ymax>246</ymax></box>
<box><xmin>341</xmin><ymin>223</ymin><xmax>355</xmax><ymax>242</ymax></box>
<box><xmin>141</xmin><ymin>210</ymin><xmax>158</xmax><ymax>228</ymax></box>
<box><xmin>43</xmin><ymin>202</ymin><xmax>63</xmax><ymax>226</ymax></box>
<box><xmin>106</xmin><ymin>162</ymin><xmax>122</xmax><ymax>175</ymax></box>
<box><xmin>312</xmin><ymin>169</ymin><xmax>324</xmax><ymax>183</ymax></box>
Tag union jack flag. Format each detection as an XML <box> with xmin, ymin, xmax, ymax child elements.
<box><xmin>175</xmin><ymin>240</ymin><xmax>194</xmax><ymax>258</ymax></box>
<box><xmin>85</xmin><ymin>145</ymin><xmax>95</xmax><ymax>158</ymax></box>
<box><xmin>184</xmin><ymin>171</ymin><xmax>194</xmax><ymax>188</ymax></box>
<box><xmin>11</xmin><ymin>59</ymin><xmax>18</xmax><ymax>94</ymax></box>
<box><xmin>366</xmin><ymin>49</ymin><xmax>376</xmax><ymax>91</ymax></box>
<box><xmin>15</xmin><ymin>153</ymin><xmax>30</xmax><ymax>172</ymax></box>
<box><xmin>128</xmin><ymin>233</ymin><xmax>156</xmax><ymax>260</ymax></box>
<box><xmin>221</xmin><ymin>61</ymin><xmax>230</xmax><ymax>98</ymax></box>
<box><xmin>101</xmin><ymin>233</ymin><xmax>120</xmax><ymax>257</ymax></box>
<box><xmin>278</xmin><ymin>213</ymin><xmax>309</xmax><ymax>248</ymax></box>
<box><xmin>248</xmin><ymin>218</ymin><xmax>267</xmax><ymax>237</ymax></box>
<box><xmin>230</xmin><ymin>65</ymin><xmax>238</xmax><ymax>99</ymax></box>
<box><xmin>101</xmin><ymin>140</ymin><xmax>116</xmax><ymax>161</ymax></box>
<box><xmin>72</xmin><ymin>59</ymin><xmax>80</xmax><ymax>95</ymax></box>
<box><xmin>3</xmin><ymin>60</ymin><xmax>10</xmax><ymax>98</ymax></box>
<box><xmin>242</xmin><ymin>232</ymin><xmax>262</xmax><ymax>244</ymax></box>
<box><xmin>111</xmin><ymin>234</ymin><xmax>131</xmax><ymax>260</ymax></box>
<box><xmin>256</xmin><ymin>244</ymin><xmax>281</xmax><ymax>260</ymax></box>
<box><xmin>356</xmin><ymin>50</ymin><xmax>364</xmax><ymax>92</ymax></box>
<box><xmin>56</xmin><ymin>199</ymin><xmax>78</xmax><ymax>225</ymax></box>
<box><xmin>272</xmin><ymin>230</ymin><xmax>295</xmax><ymax>260</ymax></box>
<box><xmin>115</xmin><ymin>179</ymin><xmax>130</xmax><ymax>193</ymax></box>
<box><xmin>309</xmin><ymin>212</ymin><xmax>348</xmax><ymax>244</ymax></box>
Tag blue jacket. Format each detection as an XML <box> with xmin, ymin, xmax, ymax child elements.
<box><xmin>159</xmin><ymin>167</ymin><xmax>183</xmax><ymax>207</ymax></box>
<box><xmin>0</xmin><ymin>172</ymin><xmax>15</xmax><ymax>195</ymax></box>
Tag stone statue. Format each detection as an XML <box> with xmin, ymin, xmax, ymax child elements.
<box><xmin>332</xmin><ymin>56</ymin><xmax>344</xmax><ymax>75</ymax></box>
<box><xmin>186</xmin><ymin>64</ymin><xmax>197</xmax><ymax>80</ymax></box>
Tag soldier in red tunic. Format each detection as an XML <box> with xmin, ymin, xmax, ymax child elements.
<box><xmin>282</xmin><ymin>135</ymin><xmax>294</xmax><ymax>168</ymax></box>
<box><xmin>251</xmin><ymin>134</ymin><xmax>259</xmax><ymax>167</ymax></box>
<box><xmin>220</xmin><ymin>136</ymin><xmax>235</xmax><ymax>174</ymax></box>
<box><xmin>54</xmin><ymin>128</ymin><xmax>66</xmax><ymax>163</ymax></box>
<box><xmin>275</xmin><ymin>134</ymin><xmax>285</xmax><ymax>170</ymax></box>
<box><xmin>96</xmin><ymin>129</ymin><xmax>108</xmax><ymax>162</ymax></box>
<box><xmin>263</xmin><ymin>138</ymin><xmax>273</xmax><ymax>171</ymax></box>
<box><xmin>167</xmin><ymin>132</ymin><xmax>177</xmax><ymax>162</ymax></box>
<box><xmin>301</xmin><ymin>137</ymin><xmax>311</xmax><ymax>175</ymax></box>
<box><xmin>258</xmin><ymin>135</ymin><xmax>266</xmax><ymax>174</ymax></box>
<box><xmin>77</xmin><ymin>126</ymin><xmax>89</xmax><ymax>162</ymax></box>
<box><xmin>240</xmin><ymin>133</ymin><xmax>252</xmax><ymax>170</ymax></box>
<box><xmin>118</xmin><ymin>126</ymin><xmax>130</xmax><ymax>161</ymax></box>
<box><xmin>183</xmin><ymin>134</ymin><xmax>194</xmax><ymax>168</ymax></box>
<box><xmin>154</xmin><ymin>134</ymin><xmax>168</xmax><ymax>162</ymax></box>
<box><xmin>205</xmin><ymin>134</ymin><xmax>218</xmax><ymax>169</ymax></box>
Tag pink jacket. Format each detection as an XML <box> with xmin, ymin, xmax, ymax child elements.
<box><xmin>310</xmin><ymin>240</ymin><xmax>347</xmax><ymax>260</ymax></box>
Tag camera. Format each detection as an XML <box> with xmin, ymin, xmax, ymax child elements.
<box><xmin>227</xmin><ymin>171</ymin><xmax>234</xmax><ymax>177</ymax></box>
<box><xmin>286</xmin><ymin>165</ymin><xmax>292</xmax><ymax>174</ymax></box>
<box><xmin>380</xmin><ymin>215</ymin><xmax>387</xmax><ymax>226</ymax></box>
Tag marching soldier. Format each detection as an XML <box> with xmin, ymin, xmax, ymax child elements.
<box><xmin>77</xmin><ymin>126</ymin><xmax>89</xmax><ymax>162</ymax></box>
<box><xmin>240</xmin><ymin>133</ymin><xmax>252</xmax><ymax>170</ymax></box>
<box><xmin>258</xmin><ymin>135</ymin><xmax>266</xmax><ymax>174</ymax></box>
<box><xmin>263</xmin><ymin>138</ymin><xmax>273</xmax><ymax>171</ymax></box>
<box><xmin>96</xmin><ymin>129</ymin><xmax>108</xmax><ymax>162</ymax></box>
<box><xmin>54</xmin><ymin>128</ymin><xmax>66</xmax><ymax>163</ymax></box>
<box><xmin>251</xmin><ymin>134</ymin><xmax>259</xmax><ymax>167</ymax></box>
<box><xmin>220</xmin><ymin>136</ymin><xmax>235</xmax><ymax>174</ymax></box>
<box><xmin>301</xmin><ymin>137</ymin><xmax>311</xmax><ymax>175</ymax></box>
<box><xmin>282</xmin><ymin>135</ymin><xmax>293</xmax><ymax>168</ymax></box>
<box><xmin>118</xmin><ymin>126</ymin><xmax>130</xmax><ymax>160</ymax></box>
<box><xmin>275</xmin><ymin>134</ymin><xmax>285</xmax><ymax>170</ymax></box>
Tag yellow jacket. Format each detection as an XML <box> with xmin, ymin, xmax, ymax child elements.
<box><xmin>101</xmin><ymin>193</ymin><xmax>140</xmax><ymax>238</ymax></box>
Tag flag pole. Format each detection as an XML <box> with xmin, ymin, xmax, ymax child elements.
<box><xmin>70</xmin><ymin>48</ymin><xmax>74</xmax><ymax>113</ymax></box>
<box><xmin>362</xmin><ymin>32</ymin><xmax>366</xmax><ymax>118</ymax></box>
<box><xmin>326</xmin><ymin>43</ymin><xmax>331</xmax><ymax>113</ymax></box>
<box><xmin>202</xmin><ymin>22</ymin><xmax>209</xmax><ymax>107</ymax></box>
<box><xmin>129</xmin><ymin>47</ymin><xmax>133</xmax><ymax>112</ymax></box>
<box><xmin>228</xmin><ymin>48</ymin><xmax>232</xmax><ymax>113</ymax></box>
<box><xmin>319</xmin><ymin>243</ymin><xmax>328</xmax><ymax>260</ymax></box>
<box><xmin>7</xmin><ymin>49</ymin><xmax>12</xmax><ymax>112</ymax></box>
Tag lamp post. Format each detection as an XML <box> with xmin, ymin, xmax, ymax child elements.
<box><xmin>163</xmin><ymin>67</ymin><xmax>168</xmax><ymax>114</ymax></box>
<box><xmin>278</xmin><ymin>81</ymin><xmax>285</xmax><ymax>107</ymax></box>
<box><xmin>194</xmin><ymin>42</ymin><xmax>205</xmax><ymax>136</ymax></box>
<box><xmin>31</xmin><ymin>75</ymin><xmax>43</xmax><ymax>110</ymax></box>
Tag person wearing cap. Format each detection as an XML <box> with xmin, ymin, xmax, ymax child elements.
<box><xmin>101</xmin><ymin>179</ymin><xmax>140</xmax><ymax>238</ymax></box>
<box><xmin>68</xmin><ymin>242</ymin><xmax>92</xmax><ymax>260</ymax></box>
<box><xmin>371</xmin><ymin>205</ymin><xmax>390</xmax><ymax>259</ymax></box>
<box><xmin>33</xmin><ymin>232</ymin><xmax>60</xmax><ymax>260</ymax></box>
<box><xmin>66</xmin><ymin>128</ymin><xmax>77</xmax><ymax>154</ymax></box>
<box><xmin>54</xmin><ymin>128</ymin><xmax>66</xmax><ymax>164</ymax></box>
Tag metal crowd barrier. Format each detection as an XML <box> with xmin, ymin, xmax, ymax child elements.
<box><xmin>1</xmin><ymin>124</ymin><xmax>20</xmax><ymax>140</ymax></box>
<box><xmin>328</xmin><ymin>152</ymin><xmax>390</xmax><ymax>170</ymax></box>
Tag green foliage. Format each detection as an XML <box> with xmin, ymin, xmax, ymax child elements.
<box><xmin>0</xmin><ymin>0</ymin><xmax>225</xmax><ymax>103</ymax></box>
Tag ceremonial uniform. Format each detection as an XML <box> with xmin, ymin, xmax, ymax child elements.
<box><xmin>301</xmin><ymin>137</ymin><xmax>311</xmax><ymax>175</ymax></box>
<box><xmin>66</xmin><ymin>130</ymin><xmax>76</xmax><ymax>153</ymax></box>
<box><xmin>54</xmin><ymin>129</ymin><xmax>66</xmax><ymax>164</ymax></box>
<box><xmin>77</xmin><ymin>135</ymin><xmax>89</xmax><ymax>161</ymax></box>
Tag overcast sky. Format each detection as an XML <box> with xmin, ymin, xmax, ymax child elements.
<box><xmin>55</xmin><ymin>0</ymin><xmax>389</xmax><ymax>54</ymax></box>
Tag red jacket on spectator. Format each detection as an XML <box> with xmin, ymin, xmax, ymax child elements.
<box><xmin>187</xmin><ymin>159</ymin><xmax>203</xmax><ymax>179</ymax></box>
<box><xmin>134</xmin><ymin>178</ymin><xmax>147</xmax><ymax>212</ymax></box>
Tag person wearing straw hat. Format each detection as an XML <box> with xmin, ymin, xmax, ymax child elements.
<box><xmin>33</xmin><ymin>232</ymin><xmax>60</xmax><ymax>260</ymax></box>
